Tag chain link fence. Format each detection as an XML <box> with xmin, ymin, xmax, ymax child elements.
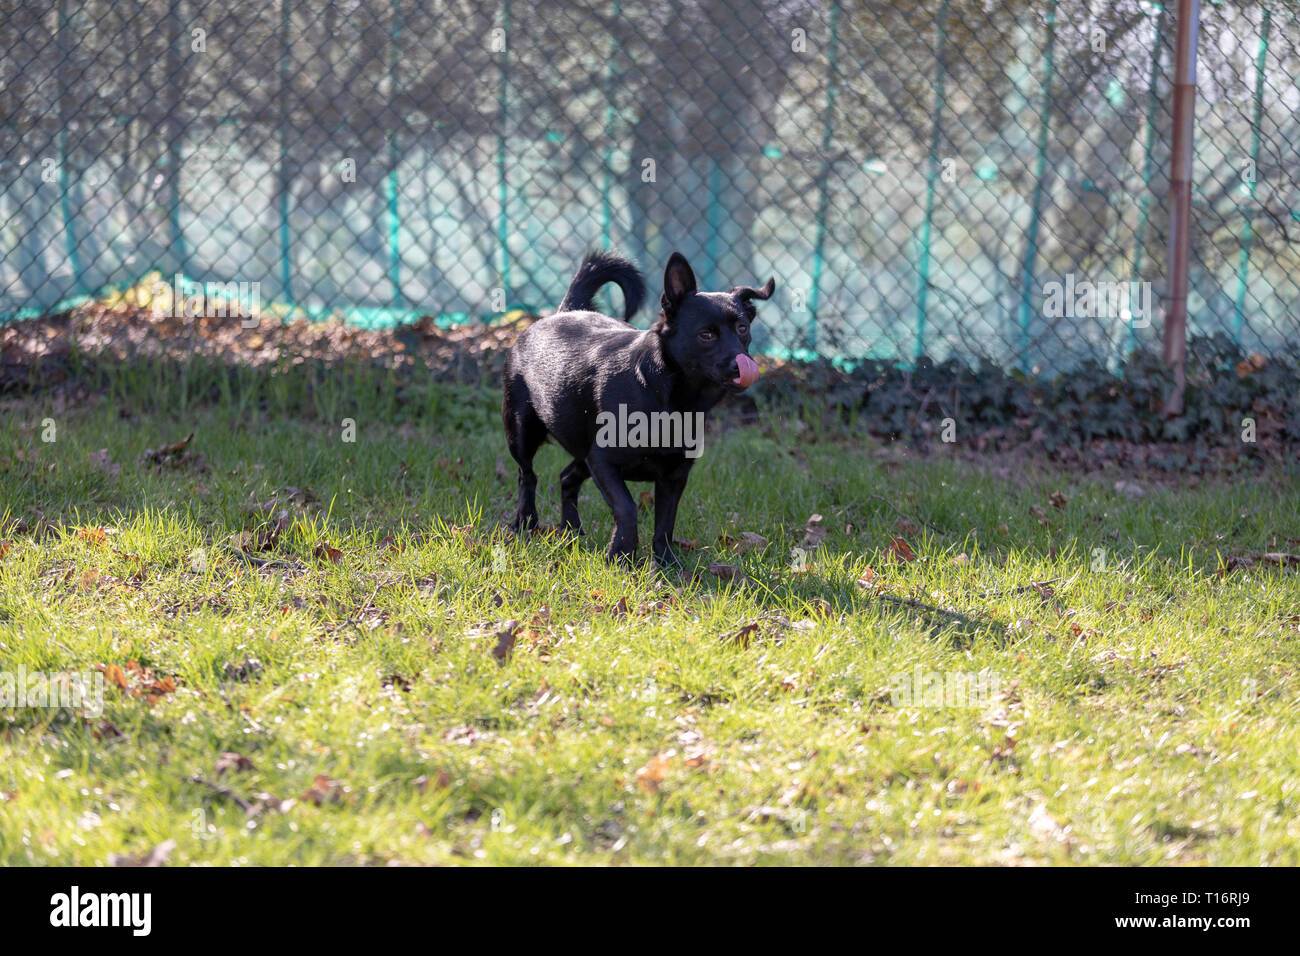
<box><xmin>2</xmin><ymin>0</ymin><xmax>1298</xmax><ymax>372</ymax></box>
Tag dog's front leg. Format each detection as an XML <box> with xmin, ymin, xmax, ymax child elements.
<box><xmin>651</xmin><ymin>472</ymin><xmax>689</xmax><ymax>568</ymax></box>
<box><xmin>587</xmin><ymin>455</ymin><xmax>638</xmax><ymax>563</ymax></box>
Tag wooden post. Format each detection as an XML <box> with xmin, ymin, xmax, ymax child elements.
<box><xmin>1163</xmin><ymin>0</ymin><xmax>1200</xmax><ymax>416</ymax></box>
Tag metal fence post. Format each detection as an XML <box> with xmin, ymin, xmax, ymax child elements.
<box><xmin>1164</xmin><ymin>0</ymin><xmax>1201</xmax><ymax>417</ymax></box>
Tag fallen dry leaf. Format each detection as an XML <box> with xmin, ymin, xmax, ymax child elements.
<box><xmin>300</xmin><ymin>773</ymin><xmax>347</xmax><ymax>806</ymax></box>
<box><xmin>492</xmin><ymin>620</ymin><xmax>520</xmax><ymax>660</ymax></box>
<box><xmin>313</xmin><ymin>541</ymin><xmax>343</xmax><ymax>564</ymax></box>
<box><xmin>636</xmin><ymin>752</ymin><xmax>674</xmax><ymax>794</ymax></box>
<box><xmin>800</xmin><ymin>513</ymin><xmax>828</xmax><ymax>550</ymax></box>
<box><xmin>214</xmin><ymin>752</ymin><xmax>256</xmax><ymax>776</ymax></box>
<box><xmin>75</xmin><ymin>526</ymin><xmax>109</xmax><ymax>546</ymax></box>
<box><xmin>707</xmin><ymin>562</ymin><xmax>744</xmax><ymax>581</ymax></box>
<box><xmin>726</xmin><ymin>622</ymin><xmax>761</xmax><ymax>648</ymax></box>
<box><xmin>888</xmin><ymin>536</ymin><xmax>916</xmax><ymax>563</ymax></box>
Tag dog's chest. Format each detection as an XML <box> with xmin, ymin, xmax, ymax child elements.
<box><xmin>613</xmin><ymin>450</ymin><xmax>694</xmax><ymax>483</ymax></box>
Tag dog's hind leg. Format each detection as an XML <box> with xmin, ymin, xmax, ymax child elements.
<box><xmin>559</xmin><ymin>459</ymin><xmax>589</xmax><ymax>534</ymax></box>
<box><xmin>506</xmin><ymin>408</ymin><xmax>547</xmax><ymax>533</ymax></box>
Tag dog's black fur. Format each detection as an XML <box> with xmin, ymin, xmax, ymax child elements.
<box><xmin>502</xmin><ymin>251</ymin><xmax>775</xmax><ymax>566</ymax></box>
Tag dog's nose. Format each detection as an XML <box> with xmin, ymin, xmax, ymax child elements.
<box><xmin>727</xmin><ymin>358</ymin><xmax>740</xmax><ymax>379</ymax></box>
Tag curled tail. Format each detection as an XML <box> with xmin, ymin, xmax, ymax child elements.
<box><xmin>557</xmin><ymin>251</ymin><xmax>647</xmax><ymax>321</ymax></box>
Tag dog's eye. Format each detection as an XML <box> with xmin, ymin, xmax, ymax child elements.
<box><xmin>698</xmin><ymin>329</ymin><xmax>717</xmax><ymax>341</ymax></box>
<box><xmin>737</xmin><ymin>324</ymin><xmax>748</xmax><ymax>336</ymax></box>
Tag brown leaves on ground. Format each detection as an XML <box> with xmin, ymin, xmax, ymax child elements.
<box><xmin>96</xmin><ymin>660</ymin><xmax>178</xmax><ymax>706</ymax></box>
<box><xmin>0</xmin><ymin>298</ymin><xmax>541</xmax><ymax>392</ymax></box>
<box><xmin>140</xmin><ymin>432</ymin><xmax>204</xmax><ymax>471</ymax></box>
<box><xmin>300</xmin><ymin>773</ymin><xmax>351</xmax><ymax>807</ymax></box>
<box><xmin>800</xmin><ymin>513</ymin><xmax>828</xmax><ymax>550</ymax></box>
<box><xmin>244</xmin><ymin>485</ymin><xmax>316</xmax><ymax>515</ymax></box>
<box><xmin>888</xmin><ymin>536</ymin><xmax>916</xmax><ymax>563</ymax></box>
<box><xmin>721</xmin><ymin>612</ymin><xmax>818</xmax><ymax>649</ymax></box>
<box><xmin>491</xmin><ymin>619</ymin><xmax>520</xmax><ymax>660</ymax></box>
<box><xmin>75</xmin><ymin>526</ymin><xmax>112</xmax><ymax>546</ymax></box>
<box><xmin>223</xmin><ymin>655</ymin><xmax>263</xmax><ymax>682</ymax></box>
<box><xmin>706</xmin><ymin>561</ymin><xmax>745</xmax><ymax>582</ymax></box>
<box><xmin>639</xmin><ymin>733</ymin><xmax>722</xmax><ymax>790</ymax></box>
<box><xmin>232</xmin><ymin>510</ymin><xmax>293</xmax><ymax>554</ymax></box>
<box><xmin>725</xmin><ymin>622</ymin><xmax>761</xmax><ymax>648</ymax></box>
<box><xmin>214</xmin><ymin>752</ymin><xmax>256</xmax><ymax>776</ymax></box>
<box><xmin>730</xmin><ymin>531</ymin><xmax>768</xmax><ymax>553</ymax></box>
<box><xmin>313</xmin><ymin>541</ymin><xmax>343</xmax><ymax>564</ymax></box>
<box><xmin>1031</xmin><ymin>581</ymin><xmax>1058</xmax><ymax>605</ymax></box>
<box><xmin>1220</xmin><ymin>552</ymin><xmax>1300</xmax><ymax>574</ymax></box>
<box><xmin>635</xmin><ymin>752</ymin><xmax>675</xmax><ymax>794</ymax></box>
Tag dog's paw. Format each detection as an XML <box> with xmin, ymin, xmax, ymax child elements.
<box><xmin>508</xmin><ymin>513</ymin><xmax>539</xmax><ymax>535</ymax></box>
<box><xmin>653</xmin><ymin>548</ymin><xmax>684</xmax><ymax>571</ymax></box>
<box><xmin>604</xmin><ymin>543</ymin><xmax>638</xmax><ymax>566</ymax></box>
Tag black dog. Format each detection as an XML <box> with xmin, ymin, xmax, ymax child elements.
<box><xmin>502</xmin><ymin>251</ymin><xmax>775</xmax><ymax>566</ymax></box>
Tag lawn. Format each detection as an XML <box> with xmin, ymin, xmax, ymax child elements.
<box><xmin>1</xmin><ymin>373</ymin><xmax>1298</xmax><ymax>865</ymax></box>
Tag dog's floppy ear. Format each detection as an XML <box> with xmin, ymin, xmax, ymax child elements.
<box><xmin>729</xmin><ymin>277</ymin><xmax>776</xmax><ymax>307</ymax></box>
<box><xmin>661</xmin><ymin>252</ymin><xmax>698</xmax><ymax>315</ymax></box>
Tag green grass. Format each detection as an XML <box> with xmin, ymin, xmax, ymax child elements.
<box><xmin>1</xmin><ymin>379</ymin><xmax>1298</xmax><ymax>865</ymax></box>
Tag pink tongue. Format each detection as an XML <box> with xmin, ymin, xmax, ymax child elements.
<box><xmin>733</xmin><ymin>353</ymin><xmax>759</xmax><ymax>388</ymax></box>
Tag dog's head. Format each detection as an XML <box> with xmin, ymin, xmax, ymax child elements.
<box><xmin>653</xmin><ymin>252</ymin><xmax>775</xmax><ymax>391</ymax></box>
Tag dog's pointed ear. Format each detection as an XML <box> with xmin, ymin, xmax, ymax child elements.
<box><xmin>661</xmin><ymin>252</ymin><xmax>697</xmax><ymax>315</ymax></box>
<box><xmin>730</xmin><ymin>277</ymin><xmax>776</xmax><ymax>306</ymax></box>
